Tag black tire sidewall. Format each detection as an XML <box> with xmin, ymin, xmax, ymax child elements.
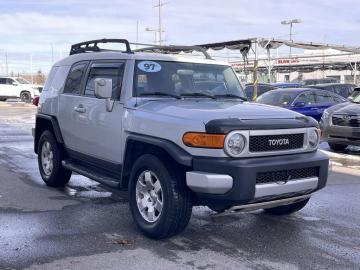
<box><xmin>129</xmin><ymin>155</ymin><xmax>178</xmax><ymax>237</ymax></box>
<box><xmin>20</xmin><ymin>92</ymin><xmax>31</xmax><ymax>103</ymax></box>
<box><xmin>38</xmin><ymin>131</ymin><xmax>65</xmax><ymax>186</ymax></box>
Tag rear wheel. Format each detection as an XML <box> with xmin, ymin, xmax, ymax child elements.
<box><xmin>328</xmin><ymin>142</ymin><xmax>348</xmax><ymax>152</ymax></box>
<box><xmin>129</xmin><ymin>154</ymin><xmax>192</xmax><ymax>239</ymax></box>
<box><xmin>264</xmin><ymin>198</ymin><xmax>310</xmax><ymax>215</ymax></box>
<box><xmin>20</xmin><ymin>91</ymin><xmax>32</xmax><ymax>103</ymax></box>
<box><xmin>38</xmin><ymin>130</ymin><xmax>71</xmax><ymax>187</ymax></box>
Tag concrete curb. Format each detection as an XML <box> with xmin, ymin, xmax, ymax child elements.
<box><xmin>320</xmin><ymin>149</ymin><xmax>360</xmax><ymax>162</ymax></box>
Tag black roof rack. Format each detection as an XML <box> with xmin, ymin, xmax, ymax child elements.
<box><xmin>69</xmin><ymin>39</ymin><xmax>132</xmax><ymax>55</ymax></box>
<box><xmin>135</xmin><ymin>45</ymin><xmax>213</xmax><ymax>60</ymax></box>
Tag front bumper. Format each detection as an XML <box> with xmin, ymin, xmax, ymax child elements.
<box><xmin>186</xmin><ymin>151</ymin><xmax>329</xmax><ymax>206</ymax></box>
<box><xmin>321</xmin><ymin>122</ymin><xmax>360</xmax><ymax>146</ymax></box>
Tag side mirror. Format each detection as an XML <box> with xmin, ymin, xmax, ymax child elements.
<box><xmin>293</xmin><ymin>101</ymin><xmax>306</xmax><ymax>107</ymax></box>
<box><xmin>12</xmin><ymin>82</ymin><xmax>18</xmax><ymax>86</ymax></box>
<box><xmin>94</xmin><ymin>78</ymin><xmax>114</xmax><ymax>112</ymax></box>
<box><xmin>95</xmin><ymin>78</ymin><xmax>112</xmax><ymax>99</ymax></box>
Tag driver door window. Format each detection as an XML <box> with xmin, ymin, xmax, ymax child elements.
<box><xmin>294</xmin><ymin>92</ymin><xmax>316</xmax><ymax>105</ymax></box>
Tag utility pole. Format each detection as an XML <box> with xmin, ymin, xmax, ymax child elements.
<box><xmin>50</xmin><ymin>43</ymin><xmax>54</xmax><ymax>63</ymax></box>
<box><xmin>153</xmin><ymin>0</ymin><xmax>167</xmax><ymax>45</ymax></box>
<box><xmin>5</xmin><ymin>51</ymin><xmax>8</xmax><ymax>76</ymax></box>
<box><xmin>281</xmin><ymin>19</ymin><xmax>302</xmax><ymax>58</ymax></box>
<box><xmin>136</xmin><ymin>20</ymin><xmax>139</xmax><ymax>49</ymax></box>
<box><xmin>30</xmin><ymin>54</ymin><xmax>33</xmax><ymax>84</ymax></box>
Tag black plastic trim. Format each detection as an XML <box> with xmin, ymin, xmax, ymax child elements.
<box><xmin>205</xmin><ymin>116</ymin><xmax>319</xmax><ymax>134</ymax></box>
<box><xmin>192</xmin><ymin>151</ymin><xmax>328</xmax><ymax>206</ymax></box>
<box><xmin>67</xmin><ymin>149</ymin><xmax>122</xmax><ymax>179</ymax></box>
<box><xmin>35</xmin><ymin>113</ymin><xmax>64</xmax><ymax>143</ymax></box>
<box><xmin>125</xmin><ymin>134</ymin><xmax>193</xmax><ymax>167</ymax></box>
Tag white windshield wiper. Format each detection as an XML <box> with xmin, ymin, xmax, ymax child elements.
<box><xmin>213</xmin><ymin>94</ymin><xmax>247</xmax><ymax>101</ymax></box>
<box><xmin>180</xmin><ymin>92</ymin><xmax>215</xmax><ymax>99</ymax></box>
<box><xmin>139</xmin><ymin>92</ymin><xmax>181</xmax><ymax>99</ymax></box>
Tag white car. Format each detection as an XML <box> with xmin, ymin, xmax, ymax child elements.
<box><xmin>0</xmin><ymin>76</ymin><xmax>42</xmax><ymax>102</ymax></box>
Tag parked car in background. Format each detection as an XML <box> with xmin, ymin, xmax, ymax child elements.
<box><xmin>307</xmin><ymin>83</ymin><xmax>357</xmax><ymax>98</ymax></box>
<box><xmin>347</xmin><ymin>87</ymin><xmax>360</xmax><ymax>101</ymax></box>
<box><xmin>301</xmin><ymin>78</ymin><xmax>339</xmax><ymax>85</ymax></box>
<box><xmin>320</xmin><ymin>94</ymin><xmax>360</xmax><ymax>151</ymax></box>
<box><xmin>271</xmin><ymin>82</ymin><xmax>303</xmax><ymax>88</ymax></box>
<box><xmin>0</xmin><ymin>76</ymin><xmax>43</xmax><ymax>102</ymax></box>
<box><xmin>244</xmin><ymin>83</ymin><xmax>277</xmax><ymax>100</ymax></box>
<box><xmin>257</xmin><ymin>88</ymin><xmax>346</xmax><ymax>121</ymax></box>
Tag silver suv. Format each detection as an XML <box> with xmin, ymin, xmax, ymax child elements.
<box><xmin>34</xmin><ymin>39</ymin><xmax>329</xmax><ymax>239</ymax></box>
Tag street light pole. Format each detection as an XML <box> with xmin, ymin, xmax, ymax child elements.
<box><xmin>281</xmin><ymin>19</ymin><xmax>302</xmax><ymax>58</ymax></box>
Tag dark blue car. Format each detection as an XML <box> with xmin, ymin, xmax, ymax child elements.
<box><xmin>256</xmin><ymin>88</ymin><xmax>346</xmax><ymax>121</ymax></box>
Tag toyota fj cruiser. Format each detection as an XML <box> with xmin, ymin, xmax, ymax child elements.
<box><xmin>34</xmin><ymin>39</ymin><xmax>329</xmax><ymax>239</ymax></box>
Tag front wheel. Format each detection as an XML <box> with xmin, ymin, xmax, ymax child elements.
<box><xmin>38</xmin><ymin>130</ymin><xmax>72</xmax><ymax>187</ymax></box>
<box><xmin>264</xmin><ymin>198</ymin><xmax>310</xmax><ymax>215</ymax></box>
<box><xmin>129</xmin><ymin>154</ymin><xmax>192</xmax><ymax>239</ymax></box>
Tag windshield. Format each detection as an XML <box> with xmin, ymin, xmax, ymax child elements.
<box><xmin>257</xmin><ymin>90</ymin><xmax>299</xmax><ymax>106</ymax></box>
<box><xmin>133</xmin><ymin>60</ymin><xmax>245</xmax><ymax>99</ymax></box>
<box><xmin>15</xmin><ymin>77</ymin><xmax>30</xmax><ymax>84</ymax></box>
<box><xmin>352</xmin><ymin>91</ymin><xmax>360</xmax><ymax>103</ymax></box>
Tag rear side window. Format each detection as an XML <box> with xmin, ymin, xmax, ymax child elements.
<box><xmin>84</xmin><ymin>62</ymin><xmax>124</xmax><ymax>99</ymax></box>
<box><xmin>315</xmin><ymin>92</ymin><xmax>333</xmax><ymax>104</ymax></box>
<box><xmin>63</xmin><ymin>62</ymin><xmax>88</xmax><ymax>94</ymax></box>
<box><xmin>43</xmin><ymin>67</ymin><xmax>59</xmax><ymax>92</ymax></box>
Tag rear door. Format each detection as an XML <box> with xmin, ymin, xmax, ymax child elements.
<box><xmin>291</xmin><ymin>91</ymin><xmax>317</xmax><ymax>118</ymax></box>
<box><xmin>313</xmin><ymin>91</ymin><xmax>335</xmax><ymax>120</ymax></box>
<box><xmin>58</xmin><ymin>60</ymin><xmax>126</xmax><ymax>165</ymax></box>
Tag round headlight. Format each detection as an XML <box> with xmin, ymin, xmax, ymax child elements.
<box><xmin>308</xmin><ymin>129</ymin><xmax>320</xmax><ymax>148</ymax></box>
<box><xmin>224</xmin><ymin>132</ymin><xmax>246</xmax><ymax>157</ymax></box>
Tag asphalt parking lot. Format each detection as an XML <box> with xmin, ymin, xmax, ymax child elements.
<box><xmin>0</xmin><ymin>102</ymin><xmax>360</xmax><ymax>270</ymax></box>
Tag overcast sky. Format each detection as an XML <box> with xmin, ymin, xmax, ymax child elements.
<box><xmin>0</xmin><ymin>0</ymin><xmax>359</xmax><ymax>74</ymax></box>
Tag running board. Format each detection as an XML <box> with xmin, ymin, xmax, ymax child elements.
<box><xmin>62</xmin><ymin>160</ymin><xmax>120</xmax><ymax>189</ymax></box>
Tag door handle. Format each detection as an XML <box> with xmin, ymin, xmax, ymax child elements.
<box><xmin>310</xmin><ymin>107</ymin><xmax>319</xmax><ymax>110</ymax></box>
<box><xmin>74</xmin><ymin>105</ymin><xmax>86</xmax><ymax>113</ymax></box>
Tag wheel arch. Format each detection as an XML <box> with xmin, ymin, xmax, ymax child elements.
<box><xmin>34</xmin><ymin>114</ymin><xmax>64</xmax><ymax>154</ymax></box>
<box><xmin>121</xmin><ymin>134</ymin><xmax>193</xmax><ymax>189</ymax></box>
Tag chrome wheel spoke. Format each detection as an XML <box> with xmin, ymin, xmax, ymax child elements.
<box><xmin>135</xmin><ymin>170</ymin><xmax>163</xmax><ymax>223</ymax></box>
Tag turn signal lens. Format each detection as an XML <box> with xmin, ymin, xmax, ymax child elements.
<box><xmin>183</xmin><ymin>132</ymin><xmax>225</xmax><ymax>149</ymax></box>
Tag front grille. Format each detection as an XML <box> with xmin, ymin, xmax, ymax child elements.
<box><xmin>256</xmin><ymin>167</ymin><xmax>319</xmax><ymax>184</ymax></box>
<box><xmin>249</xmin><ymin>133</ymin><xmax>304</xmax><ymax>152</ymax></box>
<box><xmin>332</xmin><ymin>115</ymin><xmax>360</xmax><ymax>127</ymax></box>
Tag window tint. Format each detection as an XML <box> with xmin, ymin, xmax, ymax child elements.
<box><xmin>63</xmin><ymin>62</ymin><xmax>88</xmax><ymax>94</ymax></box>
<box><xmin>6</xmin><ymin>78</ymin><xmax>14</xmax><ymax>85</ymax></box>
<box><xmin>333</xmin><ymin>85</ymin><xmax>351</xmax><ymax>97</ymax></box>
<box><xmin>0</xmin><ymin>78</ymin><xmax>6</xmax><ymax>84</ymax></box>
<box><xmin>43</xmin><ymin>67</ymin><xmax>58</xmax><ymax>92</ymax></box>
<box><xmin>84</xmin><ymin>63</ymin><xmax>124</xmax><ymax>99</ymax></box>
<box><xmin>315</xmin><ymin>92</ymin><xmax>333</xmax><ymax>104</ymax></box>
<box><xmin>295</xmin><ymin>92</ymin><xmax>316</xmax><ymax>105</ymax></box>
<box><xmin>134</xmin><ymin>61</ymin><xmax>245</xmax><ymax>99</ymax></box>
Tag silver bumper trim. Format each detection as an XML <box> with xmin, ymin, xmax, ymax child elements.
<box><xmin>186</xmin><ymin>171</ymin><xmax>233</xmax><ymax>194</ymax></box>
<box><xmin>255</xmin><ymin>177</ymin><xmax>318</xmax><ymax>198</ymax></box>
<box><xmin>226</xmin><ymin>193</ymin><xmax>313</xmax><ymax>213</ymax></box>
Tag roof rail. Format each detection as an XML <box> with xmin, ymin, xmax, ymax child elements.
<box><xmin>135</xmin><ymin>45</ymin><xmax>213</xmax><ymax>60</ymax></box>
<box><xmin>69</xmin><ymin>39</ymin><xmax>132</xmax><ymax>55</ymax></box>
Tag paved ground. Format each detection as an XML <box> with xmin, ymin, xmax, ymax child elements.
<box><xmin>0</xmin><ymin>102</ymin><xmax>360</xmax><ymax>270</ymax></box>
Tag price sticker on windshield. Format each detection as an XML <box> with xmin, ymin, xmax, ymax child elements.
<box><xmin>137</xmin><ymin>61</ymin><xmax>162</xmax><ymax>73</ymax></box>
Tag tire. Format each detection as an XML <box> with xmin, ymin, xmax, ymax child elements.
<box><xmin>20</xmin><ymin>91</ymin><xmax>32</xmax><ymax>103</ymax></box>
<box><xmin>264</xmin><ymin>198</ymin><xmax>310</xmax><ymax>215</ymax></box>
<box><xmin>129</xmin><ymin>154</ymin><xmax>192</xmax><ymax>239</ymax></box>
<box><xmin>328</xmin><ymin>142</ymin><xmax>348</xmax><ymax>152</ymax></box>
<box><xmin>38</xmin><ymin>130</ymin><xmax>72</xmax><ymax>187</ymax></box>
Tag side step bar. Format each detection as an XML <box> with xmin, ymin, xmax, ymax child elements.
<box><xmin>62</xmin><ymin>160</ymin><xmax>120</xmax><ymax>189</ymax></box>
